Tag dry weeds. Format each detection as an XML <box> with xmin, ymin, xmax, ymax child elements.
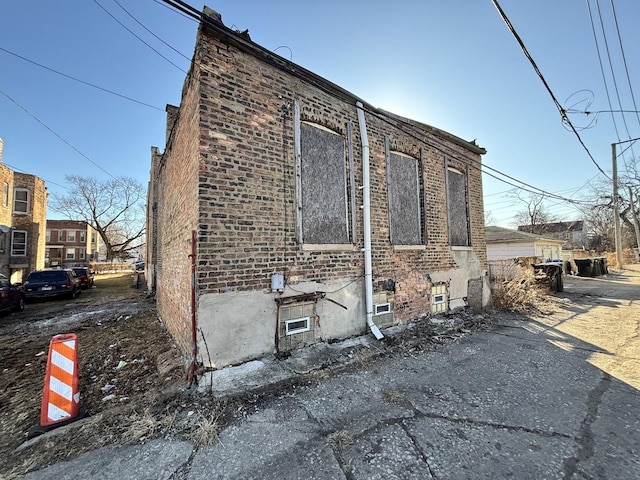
<box><xmin>188</xmin><ymin>410</ymin><xmax>222</xmax><ymax>447</ymax></box>
<box><xmin>490</xmin><ymin>260</ymin><xmax>547</xmax><ymax>311</ymax></box>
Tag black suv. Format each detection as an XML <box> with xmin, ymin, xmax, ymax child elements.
<box><xmin>24</xmin><ymin>269</ymin><xmax>82</xmax><ymax>301</ymax></box>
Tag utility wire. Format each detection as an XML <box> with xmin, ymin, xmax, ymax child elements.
<box><xmin>0</xmin><ymin>88</ymin><xmax>118</xmax><ymax>180</ymax></box>
<box><xmin>111</xmin><ymin>0</ymin><xmax>191</xmax><ymax>62</ymax></box>
<box><xmin>609</xmin><ymin>0</ymin><xmax>640</xmax><ymax>131</ymax></box>
<box><xmin>158</xmin><ymin>0</ymin><xmax>593</xmax><ymax>207</ymax></box>
<box><xmin>0</xmin><ymin>47</ymin><xmax>164</xmax><ymax>112</ymax></box>
<box><xmin>92</xmin><ymin>0</ymin><xmax>187</xmax><ymax>73</ymax></box>
<box><xmin>492</xmin><ymin>0</ymin><xmax>609</xmax><ymax>179</ymax></box>
<box><xmin>586</xmin><ymin>0</ymin><xmax>621</xmax><ymax>143</ymax></box>
<box><xmin>152</xmin><ymin>0</ymin><xmax>198</xmax><ymax>23</ymax></box>
<box><xmin>594</xmin><ymin>0</ymin><xmax>635</xmax><ymax>156</ymax></box>
<box><xmin>3</xmin><ymin>162</ymin><xmax>71</xmax><ymax>191</ymax></box>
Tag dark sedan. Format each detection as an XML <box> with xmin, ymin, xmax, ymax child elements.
<box><xmin>24</xmin><ymin>269</ymin><xmax>82</xmax><ymax>301</ymax></box>
<box><xmin>0</xmin><ymin>274</ymin><xmax>24</xmax><ymax>313</ymax></box>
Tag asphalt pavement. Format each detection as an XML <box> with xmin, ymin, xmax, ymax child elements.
<box><xmin>17</xmin><ymin>267</ymin><xmax>640</xmax><ymax>479</ymax></box>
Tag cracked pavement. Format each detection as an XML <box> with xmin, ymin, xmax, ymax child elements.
<box><xmin>20</xmin><ymin>266</ymin><xmax>640</xmax><ymax>479</ymax></box>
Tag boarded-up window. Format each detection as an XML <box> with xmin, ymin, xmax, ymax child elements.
<box><xmin>300</xmin><ymin>122</ymin><xmax>348</xmax><ymax>244</ymax></box>
<box><xmin>447</xmin><ymin>167</ymin><xmax>470</xmax><ymax>246</ymax></box>
<box><xmin>386</xmin><ymin>140</ymin><xmax>422</xmax><ymax>245</ymax></box>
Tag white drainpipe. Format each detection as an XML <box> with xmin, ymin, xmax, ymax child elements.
<box><xmin>356</xmin><ymin>102</ymin><xmax>384</xmax><ymax>340</ymax></box>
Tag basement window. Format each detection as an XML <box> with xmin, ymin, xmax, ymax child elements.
<box><xmin>374</xmin><ymin>303</ymin><xmax>391</xmax><ymax>315</ymax></box>
<box><xmin>431</xmin><ymin>283</ymin><xmax>449</xmax><ymax>314</ymax></box>
<box><xmin>372</xmin><ymin>292</ymin><xmax>394</xmax><ymax>328</ymax></box>
<box><xmin>285</xmin><ymin>316</ymin><xmax>311</xmax><ymax>335</ymax></box>
<box><xmin>278</xmin><ymin>301</ymin><xmax>316</xmax><ymax>352</ymax></box>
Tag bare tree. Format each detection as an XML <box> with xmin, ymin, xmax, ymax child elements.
<box><xmin>510</xmin><ymin>192</ymin><xmax>556</xmax><ymax>234</ymax></box>
<box><xmin>484</xmin><ymin>209</ymin><xmax>497</xmax><ymax>226</ymax></box>
<box><xmin>50</xmin><ymin>175</ymin><xmax>146</xmax><ymax>261</ymax></box>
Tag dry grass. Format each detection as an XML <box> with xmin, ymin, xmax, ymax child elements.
<box><xmin>120</xmin><ymin>408</ymin><xmax>176</xmax><ymax>444</ymax></box>
<box><xmin>189</xmin><ymin>410</ymin><xmax>222</xmax><ymax>447</ymax></box>
<box><xmin>490</xmin><ymin>261</ymin><xmax>546</xmax><ymax>311</ymax></box>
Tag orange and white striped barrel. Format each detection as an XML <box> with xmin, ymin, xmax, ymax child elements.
<box><xmin>39</xmin><ymin>333</ymin><xmax>80</xmax><ymax>427</ymax></box>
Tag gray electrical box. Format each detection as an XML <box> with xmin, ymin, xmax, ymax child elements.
<box><xmin>271</xmin><ymin>273</ymin><xmax>284</xmax><ymax>292</ymax></box>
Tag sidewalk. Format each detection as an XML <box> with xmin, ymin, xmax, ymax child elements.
<box><xmin>17</xmin><ymin>270</ymin><xmax>640</xmax><ymax>479</ymax></box>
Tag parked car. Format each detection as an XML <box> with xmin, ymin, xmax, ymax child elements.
<box><xmin>24</xmin><ymin>269</ymin><xmax>82</xmax><ymax>301</ymax></box>
<box><xmin>72</xmin><ymin>267</ymin><xmax>94</xmax><ymax>289</ymax></box>
<box><xmin>0</xmin><ymin>274</ymin><xmax>24</xmax><ymax>313</ymax></box>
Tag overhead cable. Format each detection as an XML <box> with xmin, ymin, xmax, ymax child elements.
<box><xmin>0</xmin><ymin>87</ymin><xmax>118</xmax><ymax>180</ymax></box>
<box><xmin>0</xmin><ymin>47</ymin><xmax>164</xmax><ymax>111</ymax></box>
<box><xmin>491</xmin><ymin>0</ymin><xmax>610</xmax><ymax>179</ymax></box>
<box><xmin>111</xmin><ymin>0</ymin><xmax>192</xmax><ymax>62</ymax></box>
<box><xmin>92</xmin><ymin>0</ymin><xmax>187</xmax><ymax>73</ymax></box>
<box><xmin>158</xmin><ymin>0</ymin><xmax>593</xmax><ymax>207</ymax></box>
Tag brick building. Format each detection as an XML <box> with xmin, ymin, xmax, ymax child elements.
<box><xmin>45</xmin><ymin>219</ymin><xmax>101</xmax><ymax>268</ymax></box>
<box><xmin>0</xmin><ymin>138</ymin><xmax>47</xmax><ymax>282</ymax></box>
<box><xmin>148</xmin><ymin>7</ymin><xmax>490</xmax><ymax>369</ymax></box>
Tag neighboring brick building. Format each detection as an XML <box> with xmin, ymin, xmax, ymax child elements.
<box><xmin>45</xmin><ymin>220</ymin><xmax>101</xmax><ymax>268</ymax></box>
<box><xmin>0</xmin><ymin>138</ymin><xmax>47</xmax><ymax>282</ymax></box>
<box><xmin>148</xmin><ymin>7</ymin><xmax>490</xmax><ymax>369</ymax></box>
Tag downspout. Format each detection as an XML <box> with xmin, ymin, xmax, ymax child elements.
<box><xmin>356</xmin><ymin>102</ymin><xmax>384</xmax><ymax>340</ymax></box>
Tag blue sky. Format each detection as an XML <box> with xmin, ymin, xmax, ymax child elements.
<box><xmin>1</xmin><ymin>1</ymin><xmax>639</xmax><ymax>226</ymax></box>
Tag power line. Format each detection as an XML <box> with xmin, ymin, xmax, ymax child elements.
<box><xmin>491</xmin><ymin>0</ymin><xmax>610</xmax><ymax>179</ymax></box>
<box><xmin>111</xmin><ymin>0</ymin><xmax>191</xmax><ymax>62</ymax></box>
<box><xmin>594</xmin><ymin>0</ymin><xmax>635</xmax><ymax>157</ymax></box>
<box><xmin>0</xmin><ymin>88</ymin><xmax>118</xmax><ymax>180</ymax></box>
<box><xmin>158</xmin><ymin>0</ymin><xmax>593</xmax><ymax>208</ymax></box>
<box><xmin>0</xmin><ymin>47</ymin><xmax>164</xmax><ymax>112</ymax></box>
<box><xmin>92</xmin><ymin>0</ymin><xmax>187</xmax><ymax>74</ymax></box>
<box><xmin>609</xmin><ymin>0</ymin><xmax>640</xmax><ymax>131</ymax></box>
<box><xmin>2</xmin><ymin>162</ymin><xmax>71</xmax><ymax>191</ymax></box>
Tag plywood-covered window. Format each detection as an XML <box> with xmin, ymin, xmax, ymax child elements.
<box><xmin>446</xmin><ymin>166</ymin><xmax>470</xmax><ymax>247</ymax></box>
<box><xmin>386</xmin><ymin>138</ymin><xmax>423</xmax><ymax>245</ymax></box>
<box><xmin>297</xmin><ymin>121</ymin><xmax>349</xmax><ymax>244</ymax></box>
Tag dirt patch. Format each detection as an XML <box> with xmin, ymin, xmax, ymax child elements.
<box><xmin>0</xmin><ymin>274</ymin><xmax>202</xmax><ymax>478</ymax></box>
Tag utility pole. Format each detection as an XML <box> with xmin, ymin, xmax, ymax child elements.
<box><xmin>611</xmin><ymin>137</ymin><xmax>640</xmax><ymax>269</ymax></box>
<box><xmin>612</xmin><ymin>142</ymin><xmax>623</xmax><ymax>269</ymax></box>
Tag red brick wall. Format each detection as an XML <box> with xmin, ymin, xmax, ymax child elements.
<box><xmin>154</xmin><ymin>22</ymin><xmax>487</xmax><ymax>354</ymax></box>
<box><xmin>152</xmin><ymin>72</ymin><xmax>200</xmax><ymax>355</ymax></box>
<box><xmin>193</xmin><ymin>28</ymin><xmax>486</xmax><ymax>319</ymax></box>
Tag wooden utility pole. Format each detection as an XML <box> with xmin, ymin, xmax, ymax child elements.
<box><xmin>612</xmin><ymin>142</ymin><xmax>623</xmax><ymax>269</ymax></box>
<box><xmin>612</xmin><ymin>136</ymin><xmax>640</xmax><ymax>269</ymax></box>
